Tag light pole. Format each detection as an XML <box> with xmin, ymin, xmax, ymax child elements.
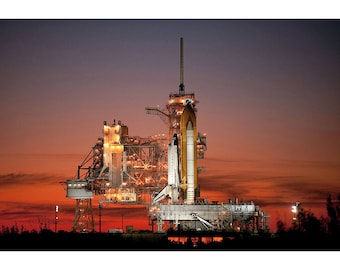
<box><xmin>55</xmin><ymin>205</ymin><xmax>59</xmax><ymax>233</ymax></box>
<box><xmin>121</xmin><ymin>213</ymin><xmax>124</xmax><ymax>232</ymax></box>
<box><xmin>291</xmin><ymin>201</ymin><xmax>300</xmax><ymax>227</ymax></box>
<box><xmin>99</xmin><ymin>202</ymin><xmax>102</xmax><ymax>233</ymax></box>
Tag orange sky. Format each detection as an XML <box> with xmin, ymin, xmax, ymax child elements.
<box><xmin>0</xmin><ymin>153</ymin><xmax>339</xmax><ymax>233</ymax></box>
<box><xmin>1</xmin><ymin>19</ymin><xmax>339</xmax><ymax>234</ymax></box>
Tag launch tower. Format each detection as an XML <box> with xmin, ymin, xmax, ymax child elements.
<box><xmin>64</xmin><ymin>37</ymin><xmax>269</xmax><ymax>233</ymax></box>
<box><xmin>147</xmin><ymin>38</ymin><xmax>270</xmax><ymax>232</ymax></box>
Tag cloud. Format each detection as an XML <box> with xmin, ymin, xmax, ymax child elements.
<box><xmin>0</xmin><ymin>201</ymin><xmax>76</xmax><ymax>231</ymax></box>
<box><xmin>197</xmin><ymin>157</ymin><xmax>340</xmax><ymax>214</ymax></box>
<box><xmin>0</xmin><ymin>156</ymin><xmax>339</xmax><ymax>232</ymax></box>
<box><xmin>0</xmin><ymin>153</ymin><xmax>85</xmax><ymax>178</ymax></box>
<box><xmin>0</xmin><ymin>173</ymin><xmax>68</xmax><ymax>188</ymax></box>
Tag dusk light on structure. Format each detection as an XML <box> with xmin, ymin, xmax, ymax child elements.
<box><xmin>63</xmin><ymin>37</ymin><xmax>270</xmax><ymax>233</ymax></box>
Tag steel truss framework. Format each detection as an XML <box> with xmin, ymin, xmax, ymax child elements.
<box><xmin>72</xmin><ymin>198</ymin><xmax>95</xmax><ymax>233</ymax></box>
<box><xmin>148</xmin><ymin>203</ymin><xmax>270</xmax><ymax>233</ymax></box>
<box><xmin>65</xmin><ymin>38</ymin><xmax>270</xmax><ymax>234</ymax></box>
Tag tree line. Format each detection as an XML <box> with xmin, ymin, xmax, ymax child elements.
<box><xmin>1</xmin><ymin>194</ymin><xmax>339</xmax><ymax>250</ymax></box>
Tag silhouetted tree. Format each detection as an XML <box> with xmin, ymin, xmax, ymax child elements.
<box><xmin>184</xmin><ymin>237</ymin><xmax>194</xmax><ymax>248</ymax></box>
<box><xmin>326</xmin><ymin>194</ymin><xmax>340</xmax><ymax>236</ymax></box>
<box><xmin>337</xmin><ymin>194</ymin><xmax>340</xmax><ymax>219</ymax></box>
<box><xmin>276</xmin><ymin>220</ymin><xmax>287</xmax><ymax>234</ymax></box>
<box><xmin>1</xmin><ymin>226</ymin><xmax>9</xmax><ymax>235</ymax></box>
<box><xmin>10</xmin><ymin>225</ymin><xmax>19</xmax><ymax>235</ymax></box>
<box><xmin>294</xmin><ymin>205</ymin><xmax>326</xmax><ymax>235</ymax></box>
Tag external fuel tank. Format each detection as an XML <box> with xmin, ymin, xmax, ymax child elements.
<box><xmin>180</xmin><ymin>103</ymin><xmax>197</xmax><ymax>203</ymax></box>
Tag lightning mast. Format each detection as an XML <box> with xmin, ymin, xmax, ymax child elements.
<box><xmin>179</xmin><ymin>37</ymin><xmax>185</xmax><ymax>94</ymax></box>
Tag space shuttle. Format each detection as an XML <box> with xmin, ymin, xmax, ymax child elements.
<box><xmin>152</xmin><ymin>102</ymin><xmax>197</xmax><ymax>204</ymax></box>
<box><xmin>152</xmin><ymin>134</ymin><xmax>180</xmax><ymax>203</ymax></box>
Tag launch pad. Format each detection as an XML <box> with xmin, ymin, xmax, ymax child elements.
<box><xmin>64</xmin><ymin>38</ymin><xmax>270</xmax><ymax>233</ymax></box>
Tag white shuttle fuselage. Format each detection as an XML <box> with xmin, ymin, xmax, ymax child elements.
<box><xmin>152</xmin><ymin>134</ymin><xmax>180</xmax><ymax>203</ymax></box>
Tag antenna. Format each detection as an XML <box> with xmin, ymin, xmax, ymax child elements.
<box><xmin>179</xmin><ymin>37</ymin><xmax>185</xmax><ymax>94</ymax></box>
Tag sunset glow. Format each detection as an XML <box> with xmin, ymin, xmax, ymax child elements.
<box><xmin>1</xmin><ymin>19</ymin><xmax>339</xmax><ymax>235</ymax></box>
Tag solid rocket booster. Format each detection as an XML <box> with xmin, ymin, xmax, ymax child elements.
<box><xmin>186</xmin><ymin>121</ymin><xmax>195</xmax><ymax>204</ymax></box>
<box><xmin>168</xmin><ymin>134</ymin><xmax>180</xmax><ymax>187</ymax></box>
